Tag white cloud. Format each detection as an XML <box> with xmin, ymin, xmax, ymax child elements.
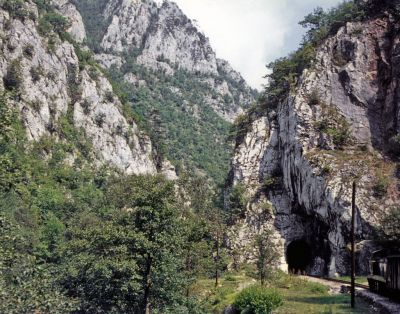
<box><xmin>172</xmin><ymin>0</ymin><xmax>342</xmax><ymax>89</ymax></box>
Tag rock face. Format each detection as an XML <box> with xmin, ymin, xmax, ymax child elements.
<box><xmin>90</xmin><ymin>0</ymin><xmax>255</xmax><ymax>122</ymax></box>
<box><xmin>69</xmin><ymin>0</ymin><xmax>256</xmax><ymax>182</ymax></box>
<box><xmin>53</xmin><ymin>0</ymin><xmax>86</xmax><ymax>43</ymax></box>
<box><xmin>227</xmin><ymin>11</ymin><xmax>400</xmax><ymax>276</ymax></box>
<box><xmin>0</xmin><ymin>1</ymin><xmax>156</xmax><ymax>175</ymax></box>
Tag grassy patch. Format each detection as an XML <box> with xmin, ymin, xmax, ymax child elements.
<box><xmin>192</xmin><ymin>272</ymin><xmax>373</xmax><ymax>314</ymax></box>
<box><xmin>338</xmin><ymin>276</ymin><xmax>368</xmax><ymax>285</ymax></box>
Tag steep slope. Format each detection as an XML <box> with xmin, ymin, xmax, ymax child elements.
<box><xmin>226</xmin><ymin>0</ymin><xmax>400</xmax><ymax>276</ymax></box>
<box><xmin>72</xmin><ymin>0</ymin><xmax>257</xmax><ymax>183</ymax></box>
<box><xmin>0</xmin><ymin>0</ymin><xmax>169</xmax><ymax>176</ymax></box>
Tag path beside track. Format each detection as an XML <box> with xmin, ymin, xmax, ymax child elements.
<box><xmin>300</xmin><ymin>275</ymin><xmax>400</xmax><ymax>314</ymax></box>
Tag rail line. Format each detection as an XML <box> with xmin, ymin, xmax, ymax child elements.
<box><xmin>305</xmin><ymin>275</ymin><xmax>369</xmax><ymax>290</ymax></box>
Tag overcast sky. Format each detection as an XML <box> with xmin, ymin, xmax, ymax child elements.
<box><xmin>173</xmin><ymin>0</ymin><xmax>343</xmax><ymax>89</ymax></box>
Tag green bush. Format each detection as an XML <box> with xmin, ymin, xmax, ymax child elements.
<box><xmin>373</xmin><ymin>176</ymin><xmax>388</xmax><ymax>198</ymax></box>
<box><xmin>321</xmin><ymin>164</ymin><xmax>331</xmax><ymax>176</ymax></box>
<box><xmin>224</xmin><ymin>274</ymin><xmax>237</xmax><ymax>282</ymax></box>
<box><xmin>23</xmin><ymin>44</ymin><xmax>35</xmax><ymax>59</ymax></box>
<box><xmin>95</xmin><ymin>113</ymin><xmax>106</xmax><ymax>127</ymax></box>
<box><xmin>300</xmin><ymin>3</ymin><xmax>365</xmax><ymax>45</ymax></box>
<box><xmin>327</xmin><ymin>127</ymin><xmax>350</xmax><ymax>147</ymax></box>
<box><xmin>30</xmin><ymin>66</ymin><xmax>44</xmax><ymax>83</ymax></box>
<box><xmin>308</xmin><ymin>89</ymin><xmax>320</xmax><ymax>106</ymax></box>
<box><xmin>233</xmin><ymin>286</ymin><xmax>283</xmax><ymax>314</ymax></box>
<box><xmin>1</xmin><ymin>0</ymin><xmax>28</xmax><ymax>20</ymax></box>
<box><xmin>38</xmin><ymin>11</ymin><xmax>70</xmax><ymax>37</ymax></box>
<box><xmin>228</xmin><ymin>183</ymin><xmax>249</xmax><ymax>222</ymax></box>
<box><xmin>3</xmin><ymin>59</ymin><xmax>23</xmax><ymax>93</ymax></box>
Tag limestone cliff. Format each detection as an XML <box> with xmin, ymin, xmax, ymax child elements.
<box><xmin>0</xmin><ymin>0</ymin><xmax>158</xmax><ymax>175</ymax></box>
<box><xmin>227</xmin><ymin>3</ymin><xmax>400</xmax><ymax>276</ymax></box>
<box><xmin>70</xmin><ymin>0</ymin><xmax>256</xmax><ymax>182</ymax></box>
<box><xmin>75</xmin><ymin>0</ymin><xmax>256</xmax><ymax>122</ymax></box>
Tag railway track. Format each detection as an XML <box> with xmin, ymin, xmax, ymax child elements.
<box><xmin>306</xmin><ymin>275</ymin><xmax>369</xmax><ymax>289</ymax></box>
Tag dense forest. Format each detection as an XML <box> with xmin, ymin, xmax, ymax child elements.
<box><xmin>1</xmin><ymin>0</ymin><xmax>400</xmax><ymax>313</ymax></box>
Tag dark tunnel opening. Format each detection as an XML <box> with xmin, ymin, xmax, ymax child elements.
<box><xmin>286</xmin><ymin>240</ymin><xmax>313</xmax><ymax>274</ymax></box>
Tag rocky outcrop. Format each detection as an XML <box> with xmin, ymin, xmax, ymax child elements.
<box><xmin>227</xmin><ymin>10</ymin><xmax>400</xmax><ymax>276</ymax></box>
<box><xmin>91</xmin><ymin>0</ymin><xmax>256</xmax><ymax>122</ymax></box>
<box><xmin>53</xmin><ymin>0</ymin><xmax>86</xmax><ymax>43</ymax></box>
<box><xmin>0</xmin><ymin>1</ymin><xmax>157</xmax><ymax>175</ymax></box>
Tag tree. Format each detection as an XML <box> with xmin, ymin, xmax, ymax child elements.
<box><xmin>0</xmin><ymin>215</ymin><xmax>75</xmax><ymax>314</ymax></box>
<box><xmin>254</xmin><ymin>229</ymin><xmax>280</xmax><ymax>286</ymax></box>
<box><xmin>228</xmin><ymin>183</ymin><xmax>249</xmax><ymax>223</ymax></box>
<box><xmin>62</xmin><ymin>175</ymin><xmax>188</xmax><ymax>313</ymax></box>
<box><xmin>381</xmin><ymin>206</ymin><xmax>400</xmax><ymax>241</ymax></box>
<box><xmin>206</xmin><ymin>208</ymin><xmax>228</xmax><ymax>287</ymax></box>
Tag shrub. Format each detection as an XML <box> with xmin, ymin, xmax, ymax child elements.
<box><xmin>1</xmin><ymin>0</ymin><xmax>28</xmax><ymax>20</ymax></box>
<box><xmin>321</xmin><ymin>164</ymin><xmax>331</xmax><ymax>176</ymax></box>
<box><xmin>30</xmin><ymin>66</ymin><xmax>43</xmax><ymax>83</ymax></box>
<box><xmin>3</xmin><ymin>59</ymin><xmax>23</xmax><ymax>93</ymax></box>
<box><xmin>105</xmin><ymin>91</ymin><xmax>114</xmax><ymax>102</ymax></box>
<box><xmin>263</xmin><ymin>176</ymin><xmax>276</xmax><ymax>189</ymax></box>
<box><xmin>74</xmin><ymin>45</ymin><xmax>95</xmax><ymax>69</ymax></box>
<box><xmin>300</xmin><ymin>3</ymin><xmax>365</xmax><ymax>45</ymax></box>
<box><xmin>389</xmin><ymin>134</ymin><xmax>400</xmax><ymax>155</ymax></box>
<box><xmin>94</xmin><ymin>113</ymin><xmax>106</xmax><ymax>127</ymax></box>
<box><xmin>224</xmin><ymin>274</ymin><xmax>237</xmax><ymax>282</ymax></box>
<box><xmin>233</xmin><ymin>286</ymin><xmax>283</xmax><ymax>314</ymax></box>
<box><xmin>23</xmin><ymin>44</ymin><xmax>35</xmax><ymax>59</ymax></box>
<box><xmin>81</xmin><ymin>100</ymin><xmax>91</xmax><ymax>115</ymax></box>
<box><xmin>228</xmin><ymin>183</ymin><xmax>249</xmax><ymax>222</ymax></box>
<box><xmin>229</xmin><ymin>113</ymin><xmax>252</xmax><ymax>147</ymax></box>
<box><xmin>308</xmin><ymin>89</ymin><xmax>320</xmax><ymax>106</ymax></box>
<box><xmin>38</xmin><ymin>12</ymin><xmax>70</xmax><ymax>37</ymax></box>
<box><xmin>315</xmin><ymin>119</ymin><xmax>329</xmax><ymax>132</ymax></box>
<box><xmin>373</xmin><ymin>176</ymin><xmax>388</xmax><ymax>198</ymax></box>
<box><xmin>327</xmin><ymin>127</ymin><xmax>350</xmax><ymax>147</ymax></box>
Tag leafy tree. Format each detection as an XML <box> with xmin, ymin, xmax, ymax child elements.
<box><xmin>0</xmin><ymin>215</ymin><xmax>75</xmax><ymax>314</ymax></box>
<box><xmin>254</xmin><ymin>229</ymin><xmax>281</xmax><ymax>286</ymax></box>
<box><xmin>61</xmin><ymin>175</ymin><xmax>189</xmax><ymax>313</ymax></box>
<box><xmin>300</xmin><ymin>2</ymin><xmax>365</xmax><ymax>45</ymax></box>
<box><xmin>3</xmin><ymin>59</ymin><xmax>23</xmax><ymax>94</ymax></box>
<box><xmin>60</xmin><ymin>215</ymin><xmax>142</xmax><ymax>313</ymax></box>
<box><xmin>38</xmin><ymin>11</ymin><xmax>71</xmax><ymax>37</ymax></box>
<box><xmin>228</xmin><ymin>183</ymin><xmax>249</xmax><ymax>223</ymax></box>
<box><xmin>206</xmin><ymin>208</ymin><xmax>228</xmax><ymax>287</ymax></box>
<box><xmin>381</xmin><ymin>206</ymin><xmax>400</xmax><ymax>241</ymax></box>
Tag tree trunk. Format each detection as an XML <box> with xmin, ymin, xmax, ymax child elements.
<box><xmin>215</xmin><ymin>232</ymin><xmax>220</xmax><ymax>287</ymax></box>
<box><xmin>143</xmin><ymin>257</ymin><xmax>152</xmax><ymax>314</ymax></box>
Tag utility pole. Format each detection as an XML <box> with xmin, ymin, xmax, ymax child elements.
<box><xmin>215</xmin><ymin>228</ymin><xmax>220</xmax><ymax>287</ymax></box>
<box><xmin>351</xmin><ymin>181</ymin><xmax>356</xmax><ymax>308</ymax></box>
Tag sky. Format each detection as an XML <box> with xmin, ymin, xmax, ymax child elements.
<box><xmin>173</xmin><ymin>0</ymin><xmax>343</xmax><ymax>89</ymax></box>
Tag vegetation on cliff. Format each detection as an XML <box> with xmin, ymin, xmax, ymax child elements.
<box><xmin>1</xmin><ymin>0</ymin><xmax>400</xmax><ymax>313</ymax></box>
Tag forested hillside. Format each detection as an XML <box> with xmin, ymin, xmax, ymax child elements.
<box><xmin>72</xmin><ymin>0</ymin><xmax>257</xmax><ymax>184</ymax></box>
<box><xmin>0</xmin><ymin>0</ymin><xmax>249</xmax><ymax>312</ymax></box>
<box><xmin>1</xmin><ymin>0</ymin><xmax>400</xmax><ymax>313</ymax></box>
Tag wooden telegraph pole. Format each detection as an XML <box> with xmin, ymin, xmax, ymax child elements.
<box><xmin>351</xmin><ymin>181</ymin><xmax>356</xmax><ymax>308</ymax></box>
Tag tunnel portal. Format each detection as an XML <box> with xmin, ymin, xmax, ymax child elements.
<box><xmin>286</xmin><ymin>239</ymin><xmax>313</xmax><ymax>274</ymax></box>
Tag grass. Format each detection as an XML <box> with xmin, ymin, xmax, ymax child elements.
<box><xmin>192</xmin><ymin>272</ymin><xmax>373</xmax><ymax>314</ymax></box>
<box><xmin>190</xmin><ymin>274</ymin><xmax>257</xmax><ymax>313</ymax></box>
<box><xmin>338</xmin><ymin>276</ymin><xmax>369</xmax><ymax>285</ymax></box>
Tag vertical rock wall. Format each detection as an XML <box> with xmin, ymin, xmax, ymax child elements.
<box><xmin>228</xmin><ymin>13</ymin><xmax>400</xmax><ymax>276</ymax></box>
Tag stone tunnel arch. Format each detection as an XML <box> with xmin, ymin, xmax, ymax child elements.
<box><xmin>286</xmin><ymin>239</ymin><xmax>313</xmax><ymax>274</ymax></box>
